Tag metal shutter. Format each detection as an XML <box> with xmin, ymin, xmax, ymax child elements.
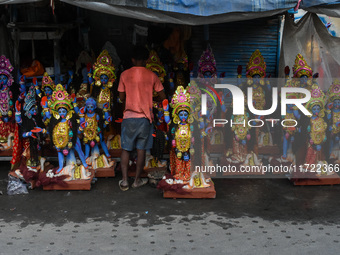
<box><xmin>191</xmin><ymin>16</ymin><xmax>280</xmax><ymax>78</ymax></box>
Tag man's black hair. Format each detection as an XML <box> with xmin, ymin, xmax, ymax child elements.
<box><xmin>131</xmin><ymin>45</ymin><xmax>149</xmax><ymax>61</ymax></box>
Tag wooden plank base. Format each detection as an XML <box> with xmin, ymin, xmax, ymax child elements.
<box><xmin>163</xmin><ymin>182</ymin><xmax>216</xmax><ymax>199</ymax></box>
<box><xmin>109</xmin><ymin>149</ymin><xmax>122</xmax><ymax>158</ymax></box>
<box><xmin>258</xmin><ymin>146</ymin><xmax>280</xmax><ymax>155</ymax></box>
<box><xmin>43</xmin><ymin>170</ymin><xmax>95</xmax><ymax>191</ymax></box>
<box><xmin>293</xmin><ymin>173</ymin><xmax>340</xmax><ymax>186</ymax></box>
<box><xmin>94</xmin><ymin>162</ymin><xmax>116</xmax><ymax>178</ymax></box>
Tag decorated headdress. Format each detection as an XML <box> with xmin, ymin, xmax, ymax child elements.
<box><xmin>42</xmin><ymin>72</ymin><xmax>55</xmax><ymax>91</ymax></box>
<box><xmin>187</xmin><ymin>80</ymin><xmax>201</xmax><ymax>104</ymax></box>
<box><xmin>146</xmin><ymin>50</ymin><xmax>166</xmax><ymax>83</ymax></box>
<box><xmin>93</xmin><ymin>50</ymin><xmax>116</xmax><ymax>87</ymax></box>
<box><xmin>85</xmin><ymin>97</ymin><xmax>97</xmax><ymax>108</ymax></box>
<box><xmin>198</xmin><ymin>46</ymin><xmax>217</xmax><ymax>78</ymax></box>
<box><xmin>0</xmin><ymin>55</ymin><xmax>14</xmax><ymax>87</ymax></box>
<box><xmin>292</xmin><ymin>54</ymin><xmax>313</xmax><ymax>78</ymax></box>
<box><xmin>327</xmin><ymin>79</ymin><xmax>340</xmax><ymax>103</ymax></box>
<box><xmin>187</xmin><ymin>81</ymin><xmax>202</xmax><ymax>122</ymax></box>
<box><xmin>170</xmin><ymin>86</ymin><xmax>192</xmax><ymax>117</ymax></box>
<box><xmin>50</xmin><ymin>84</ymin><xmax>74</xmax><ymax>119</ymax></box>
<box><xmin>305</xmin><ymin>84</ymin><xmax>326</xmax><ymax>115</ymax></box>
<box><xmin>246</xmin><ymin>50</ymin><xmax>266</xmax><ymax>78</ymax></box>
<box><xmin>23</xmin><ymin>86</ymin><xmax>36</xmax><ymax>117</ymax></box>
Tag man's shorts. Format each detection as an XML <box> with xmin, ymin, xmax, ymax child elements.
<box><xmin>121</xmin><ymin>118</ymin><xmax>153</xmax><ymax>151</ymax></box>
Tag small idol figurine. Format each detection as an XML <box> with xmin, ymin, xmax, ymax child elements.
<box><xmin>78</xmin><ymin>97</ymin><xmax>114</xmax><ymax>169</ymax></box>
<box><xmin>239</xmin><ymin>50</ymin><xmax>273</xmax><ymax>148</ymax></box>
<box><xmin>326</xmin><ymin>79</ymin><xmax>340</xmax><ymax>163</ymax></box>
<box><xmin>39</xmin><ymin>73</ymin><xmax>56</xmax><ymax>126</ymax></box>
<box><xmin>0</xmin><ymin>55</ymin><xmax>15</xmax><ymax>150</ymax></box>
<box><xmin>47</xmin><ymin>84</ymin><xmax>90</xmax><ymax>180</ymax></box>
<box><xmin>304</xmin><ymin>84</ymin><xmax>328</xmax><ymax>168</ymax></box>
<box><xmin>163</xmin><ymin>86</ymin><xmax>194</xmax><ymax>181</ymax></box>
<box><xmin>89</xmin><ymin>50</ymin><xmax>116</xmax><ymax>128</ymax></box>
<box><xmin>13</xmin><ymin>86</ymin><xmax>50</xmax><ymax>183</ymax></box>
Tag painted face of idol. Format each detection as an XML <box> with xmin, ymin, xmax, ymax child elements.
<box><xmin>29</xmin><ymin>105</ymin><xmax>37</xmax><ymax>117</ymax></box>
<box><xmin>58</xmin><ymin>107</ymin><xmax>68</xmax><ymax>119</ymax></box>
<box><xmin>44</xmin><ymin>87</ymin><xmax>53</xmax><ymax>97</ymax></box>
<box><xmin>87</xmin><ymin>103</ymin><xmax>95</xmax><ymax>114</ymax></box>
<box><xmin>100</xmin><ymin>74</ymin><xmax>109</xmax><ymax>85</ymax></box>
<box><xmin>178</xmin><ymin>110</ymin><xmax>188</xmax><ymax>123</ymax></box>
<box><xmin>312</xmin><ymin>105</ymin><xmax>321</xmax><ymax>116</ymax></box>
<box><xmin>333</xmin><ymin>99</ymin><xmax>340</xmax><ymax>110</ymax></box>
<box><xmin>0</xmin><ymin>74</ymin><xmax>8</xmax><ymax>86</ymax></box>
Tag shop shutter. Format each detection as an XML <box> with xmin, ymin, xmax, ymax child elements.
<box><xmin>191</xmin><ymin>16</ymin><xmax>280</xmax><ymax>78</ymax></box>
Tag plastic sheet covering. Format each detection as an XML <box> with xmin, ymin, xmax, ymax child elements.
<box><xmin>7</xmin><ymin>175</ymin><xmax>28</xmax><ymax>195</ymax></box>
<box><xmin>304</xmin><ymin>3</ymin><xmax>340</xmax><ymax>17</ymax></box>
<box><xmin>147</xmin><ymin>0</ymin><xmax>298</xmax><ymax>16</ymax></box>
<box><xmin>61</xmin><ymin>0</ymin><xmax>292</xmax><ymax>25</ymax></box>
<box><xmin>279</xmin><ymin>12</ymin><xmax>340</xmax><ymax>90</ymax></box>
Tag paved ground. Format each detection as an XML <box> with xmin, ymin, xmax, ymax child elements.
<box><xmin>1</xmin><ymin>161</ymin><xmax>340</xmax><ymax>254</ymax></box>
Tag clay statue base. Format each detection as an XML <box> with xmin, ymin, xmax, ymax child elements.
<box><xmin>163</xmin><ymin>182</ymin><xmax>216</xmax><ymax>199</ymax></box>
<box><xmin>293</xmin><ymin>173</ymin><xmax>340</xmax><ymax>186</ymax></box>
<box><xmin>94</xmin><ymin>161</ymin><xmax>116</xmax><ymax>178</ymax></box>
<box><xmin>43</xmin><ymin>169</ymin><xmax>95</xmax><ymax>191</ymax></box>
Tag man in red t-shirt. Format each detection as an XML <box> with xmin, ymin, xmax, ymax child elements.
<box><xmin>118</xmin><ymin>45</ymin><xmax>165</xmax><ymax>190</ymax></box>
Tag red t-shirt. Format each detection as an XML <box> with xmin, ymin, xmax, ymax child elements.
<box><xmin>118</xmin><ymin>67</ymin><xmax>164</xmax><ymax>123</ymax></box>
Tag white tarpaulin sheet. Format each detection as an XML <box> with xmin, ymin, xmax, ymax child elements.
<box><xmin>279</xmin><ymin>12</ymin><xmax>340</xmax><ymax>90</ymax></box>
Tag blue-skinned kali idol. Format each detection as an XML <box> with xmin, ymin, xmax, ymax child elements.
<box><xmin>327</xmin><ymin>79</ymin><xmax>340</xmax><ymax>163</ymax></box>
<box><xmin>78</xmin><ymin>97</ymin><xmax>115</xmax><ymax>169</ymax></box>
<box><xmin>0</xmin><ymin>55</ymin><xmax>15</xmax><ymax>151</ymax></box>
<box><xmin>47</xmin><ymin>84</ymin><xmax>91</xmax><ymax>181</ymax></box>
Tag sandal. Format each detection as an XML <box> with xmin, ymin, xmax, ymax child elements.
<box><xmin>132</xmin><ymin>178</ymin><xmax>148</xmax><ymax>188</ymax></box>
<box><xmin>119</xmin><ymin>180</ymin><xmax>129</xmax><ymax>191</ymax></box>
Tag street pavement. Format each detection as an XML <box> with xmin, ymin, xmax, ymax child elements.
<box><xmin>1</xmin><ymin>161</ymin><xmax>340</xmax><ymax>255</ymax></box>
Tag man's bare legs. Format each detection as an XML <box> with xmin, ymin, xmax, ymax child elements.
<box><xmin>120</xmin><ymin>149</ymin><xmax>130</xmax><ymax>187</ymax></box>
<box><xmin>133</xmin><ymin>149</ymin><xmax>146</xmax><ymax>187</ymax></box>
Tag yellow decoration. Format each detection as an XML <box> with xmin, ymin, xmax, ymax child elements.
<box><xmin>98</xmin><ymin>87</ymin><xmax>111</xmax><ymax>109</ymax></box>
<box><xmin>92</xmin><ymin>50</ymin><xmax>116</xmax><ymax>87</ymax></box>
<box><xmin>327</xmin><ymin>79</ymin><xmax>340</xmax><ymax>103</ymax></box>
<box><xmin>292</xmin><ymin>54</ymin><xmax>313</xmax><ymax>78</ymax></box>
<box><xmin>49</xmin><ymin>84</ymin><xmax>74</xmax><ymax>119</ymax></box>
<box><xmin>310</xmin><ymin>117</ymin><xmax>327</xmax><ymax>145</ymax></box>
<box><xmin>74</xmin><ymin>166</ymin><xmax>81</xmax><ymax>179</ymax></box>
<box><xmin>53</xmin><ymin>122</ymin><xmax>69</xmax><ymax>149</ymax></box>
<box><xmin>146</xmin><ymin>50</ymin><xmax>166</xmax><ymax>83</ymax></box>
<box><xmin>96</xmin><ymin>155</ymin><xmax>105</xmax><ymax>168</ymax></box>
<box><xmin>84</xmin><ymin>115</ymin><xmax>98</xmax><ymax>142</ymax></box>
<box><xmin>175</xmin><ymin>124</ymin><xmax>191</xmax><ymax>153</ymax></box>
<box><xmin>42</xmin><ymin>72</ymin><xmax>55</xmax><ymax>91</ymax></box>
<box><xmin>246</xmin><ymin>49</ymin><xmax>266</xmax><ymax>78</ymax></box>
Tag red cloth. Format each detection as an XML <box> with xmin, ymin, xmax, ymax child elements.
<box><xmin>170</xmin><ymin>150</ymin><xmax>191</xmax><ymax>182</ymax></box>
<box><xmin>118</xmin><ymin>67</ymin><xmax>164</xmax><ymax>123</ymax></box>
<box><xmin>10</xmin><ymin>124</ymin><xmax>21</xmax><ymax>165</ymax></box>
